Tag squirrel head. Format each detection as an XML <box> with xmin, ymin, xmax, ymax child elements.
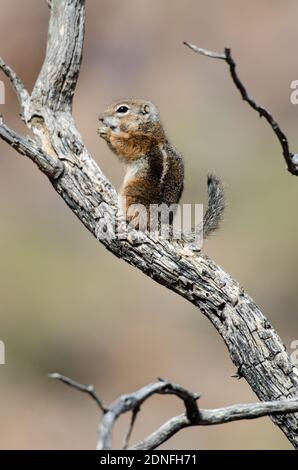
<box><xmin>97</xmin><ymin>99</ymin><xmax>166</xmax><ymax>161</ymax></box>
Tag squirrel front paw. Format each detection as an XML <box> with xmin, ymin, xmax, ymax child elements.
<box><xmin>97</xmin><ymin>126</ymin><xmax>110</xmax><ymax>141</ymax></box>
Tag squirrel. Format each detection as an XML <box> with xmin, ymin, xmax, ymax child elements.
<box><xmin>97</xmin><ymin>99</ymin><xmax>225</xmax><ymax>238</ymax></box>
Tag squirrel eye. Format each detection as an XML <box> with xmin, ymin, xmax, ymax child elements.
<box><xmin>116</xmin><ymin>105</ymin><xmax>129</xmax><ymax>114</ymax></box>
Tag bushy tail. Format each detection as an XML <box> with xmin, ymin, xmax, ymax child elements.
<box><xmin>203</xmin><ymin>173</ymin><xmax>225</xmax><ymax>238</ymax></box>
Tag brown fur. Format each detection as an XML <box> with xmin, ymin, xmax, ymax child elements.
<box><xmin>98</xmin><ymin>99</ymin><xmax>225</xmax><ymax>237</ymax></box>
<box><xmin>98</xmin><ymin>99</ymin><xmax>184</xmax><ymax>227</ymax></box>
<box><xmin>108</xmin><ymin>131</ymin><xmax>157</xmax><ymax>161</ymax></box>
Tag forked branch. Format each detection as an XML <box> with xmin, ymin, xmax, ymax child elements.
<box><xmin>0</xmin><ymin>0</ymin><xmax>297</xmax><ymax>448</ymax></box>
<box><xmin>50</xmin><ymin>373</ymin><xmax>298</xmax><ymax>450</ymax></box>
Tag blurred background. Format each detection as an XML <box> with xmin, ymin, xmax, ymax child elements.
<box><xmin>0</xmin><ymin>0</ymin><xmax>297</xmax><ymax>450</ymax></box>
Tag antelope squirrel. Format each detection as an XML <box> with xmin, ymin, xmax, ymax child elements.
<box><xmin>98</xmin><ymin>99</ymin><xmax>224</xmax><ymax>237</ymax></box>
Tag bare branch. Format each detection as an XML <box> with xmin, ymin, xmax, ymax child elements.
<box><xmin>0</xmin><ymin>0</ymin><xmax>297</xmax><ymax>448</ymax></box>
<box><xmin>97</xmin><ymin>380</ymin><xmax>200</xmax><ymax>450</ymax></box>
<box><xmin>49</xmin><ymin>374</ymin><xmax>298</xmax><ymax>450</ymax></box>
<box><xmin>48</xmin><ymin>373</ymin><xmax>106</xmax><ymax>413</ymax></box>
<box><xmin>157</xmin><ymin>378</ymin><xmax>200</xmax><ymax>423</ymax></box>
<box><xmin>131</xmin><ymin>415</ymin><xmax>189</xmax><ymax>450</ymax></box>
<box><xmin>184</xmin><ymin>41</ymin><xmax>298</xmax><ymax>176</ymax></box>
<box><xmin>0</xmin><ymin>57</ymin><xmax>30</xmax><ymax>115</ymax></box>
<box><xmin>123</xmin><ymin>406</ymin><xmax>140</xmax><ymax>450</ymax></box>
<box><xmin>32</xmin><ymin>0</ymin><xmax>86</xmax><ymax>112</ymax></box>
<box><xmin>184</xmin><ymin>44</ymin><xmax>226</xmax><ymax>60</ymax></box>
<box><xmin>132</xmin><ymin>397</ymin><xmax>298</xmax><ymax>450</ymax></box>
<box><xmin>0</xmin><ymin>121</ymin><xmax>63</xmax><ymax>179</ymax></box>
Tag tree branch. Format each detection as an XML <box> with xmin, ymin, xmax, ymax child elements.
<box><xmin>0</xmin><ymin>57</ymin><xmax>30</xmax><ymax>117</ymax></box>
<box><xmin>98</xmin><ymin>379</ymin><xmax>200</xmax><ymax>450</ymax></box>
<box><xmin>132</xmin><ymin>397</ymin><xmax>298</xmax><ymax>450</ymax></box>
<box><xmin>48</xmin><ymin>372</ymin><xmax>106</xmax><ymax>413</ymax></box>
<box><xmin>123</xmin><ymin>406</ymin><xmax>140</xmax><ymax>450</ymax></box>
<box><xmin>50</xmin><ymin>374</ymin><xmax>298</xmax><ymax>450</ymax></box>
<box><xmin>184</xmin><ymin>42</ymin><xmax>298</xmax><ymax>176</ymax></box>
<box><xmin>0</xmin><ymin>0</ymin><xmax>297</xmax><ymax>448</ymax></box>
<box><xmin>0</xmin><ymin>120</ymin><xmax>63</xmax><ymax>179</ymax></box>
<box><xmin>32</xmin><ymin>0</ymin><xmax>85</xmax><ymax>112</ymax></box>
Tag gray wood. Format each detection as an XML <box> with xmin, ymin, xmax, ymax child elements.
<box><xmin>0</xmin><ymin>0</ymin><xmax>297</xmax><ymax>448</ymax></box>
<box><xmin>50</xmin><ymin>373</ymin><xmax>298</xmax><ymax>450</ymax></box>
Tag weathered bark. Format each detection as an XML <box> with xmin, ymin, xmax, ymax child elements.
<box><xmin>0</xmin><ymin>0</ymin><xmax>297</xmax><ymax>447</ymax></box>
<box><xmin>50</xmin><ymin>373</ymin><xmax>298</xmax><ymax>450</ymax></box>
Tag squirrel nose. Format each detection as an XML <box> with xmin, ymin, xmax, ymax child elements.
<box><xmin>99</xmin><ymin>116</ymin><xmax>118</xmax><ymax>131</ymax></box>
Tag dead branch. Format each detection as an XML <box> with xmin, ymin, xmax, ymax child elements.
<box><xmin>0</xmin><ymin>0</ymin><xmax>297</xmax><ymax>448</ymax></box>
<box><xmin>48</xmin><ymin>372</ymin><xmax>107</xmax><ymax>413</ymax></box>
<box><xmin>50</xmin><ymin>373</ymin><xmax>298</xmax><ymax>450</ymax></box>
<box><xmin>0</xmin><ymin>57</ymin><xmax>29</xmax><ymax>116</ymax></box>
<box><xmin>184</xmin><ymin>42</ymin><xmax>298</xmax><ymax>176</ymax></box>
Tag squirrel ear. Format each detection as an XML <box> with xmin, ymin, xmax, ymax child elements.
<box><xmin>141</xmin><ymin>104</ymin><xmax>150</xmax><ymax>115</ymax></box>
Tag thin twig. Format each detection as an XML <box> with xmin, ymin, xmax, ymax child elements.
<box><xmin>0</xmin><ymin>57</ymin><xmax>30</xmax><ymax>114</ymax></box>
<box><xmin>121</xmin><ymin>379</ymin><xmax>200</xmax><ymax>449</ymax></box>
<box><xmin>184</xmin><ymin>44</ymin><xmax>226</xmax><ymax>60</ymax></box>
<box><xmin>49</xmin><ymin>377</ymin><xmax>200</xmax><ymax>450</ymax></box>
<box><xmin>0</xmin><ymin>0</ymin><xmax>297</xmax><ymax>448</ymax></box>
<box><xmin>157</xmin><ymin>378</ymin><xmax>200</xmax><ymax>423</ymax></box>
<box><xmin>131</xmin><ymin>396</ymin><xmax>298</xmax><ymax>450</ymax></box>
<box><xmin>48</xmin><ymin>373</ymin><xmax>107</xmax><ymax>413</ymax></box>
<box><xmin>49</xmin><ymin>373</ymin><xmax>298</xmax><ymax>450</ymax></box>
<box><xmin>123</xmin><ymin>406</ymin><xmax>140</xmax><ymax>450</ymax></box>
<box><xmin>184</xmin><ymin>41</ymin><xmax>298</xmax><ymax>176</ymax></box>
<box><xmin>97</xmin><ymin>380</ymin><xmax>199</xmax><ymax>450</ymax></box>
